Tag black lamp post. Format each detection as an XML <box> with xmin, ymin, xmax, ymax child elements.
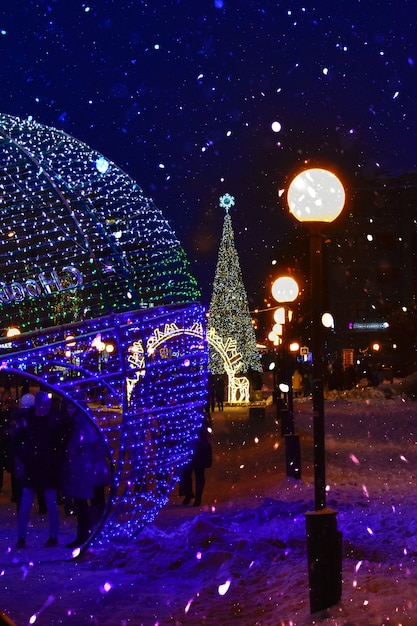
<box><xmin>271</xmin><ymin>276</ymin><xmax>301</xmax><ymax>479</ymax></box>
<box><xmin>287</xmin><ymin>167</ymin><xmax>345</xmax><ymax>613</ymax></box>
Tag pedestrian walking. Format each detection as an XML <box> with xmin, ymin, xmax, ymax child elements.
<box><xmin>214</xmin><ymin>376</ymin><xmax>225</xmax><ymax>411</ymax></box>
<box><xmin>61</xmin><ymin>402</ymin><xmax>110</xmax><ymax>548</ymax></box>
<box><xmin>0</xmin><ymin>382</ymin><xmax>13</xmax><ymax>492</ymax></box>
<box><xmin>209</xmin><ymin>374</ymin><xmax>216</xmax><ymax>413</ymax></box>
<box><xmin>180</xmin><ymin>411</ymin><xmax>212</xmax><ymax>507</ymax></box>
<box><xmin>292</xmin><ymin>369</ymin><xmax>304</xmax><ymax>398</ymax></box>
<box><xmin>8</xmin><ymin>392</ymin><xmax>36</xmax><ymax>508</ymax></box>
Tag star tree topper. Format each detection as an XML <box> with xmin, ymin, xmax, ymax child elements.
<box><xmin>219</xmin><ymin>193</ymin><xmax>235</xmax><ymax>213</ymax></box>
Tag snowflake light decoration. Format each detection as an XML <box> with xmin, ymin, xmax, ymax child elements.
<box><xmin>219</xmin><ymin>193</ymin><xmax>235</xmax><ymax>213</ymax></box>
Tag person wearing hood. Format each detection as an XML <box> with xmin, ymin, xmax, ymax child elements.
<box><xmin>8</xmin><ymin>391</ymin><xmax>36</xmax><ymax>507</ymax></box>
<box><xmin>14</xmin><ymin>391</ymin><xmax>68</xmax><ymax>548</ymax></box>
<box><xmin>61</xmin><ymin>401</ymin><xmax>110</xmax><ymax>548</ymax></box>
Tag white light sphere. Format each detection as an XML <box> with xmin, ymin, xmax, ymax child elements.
<box><xmin>287</xmin><ymin>168</ymin><xmax>345</xmax><ymax>223</ymax></box>
<box><xmin>273</xmin><ymin>307</ymin><xmax>286</xmax><ymax>324</ymax></box>
<box><xmin>321</xmin><ymin>312</ymin><xmax>334</xmax><ymax>329</ymax></box>
<box><xmin>271</xmin><ymin>276</ymin><xmax>299</xmax><ymax>303</ymax></box>
<box><xmin>272</xmin><ymin>323</ymin><xmax>283</xmax><ymax>336</ymax></box>
<box><xmin>6</xmin><ymin>327</ymin><xmax>21</xmax><ymax>338</ymax></box>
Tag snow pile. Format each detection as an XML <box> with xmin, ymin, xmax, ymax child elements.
<box><xmin>2</xmin><ymin>398</ymin><xmax>417</xmax><ymax>624</ymax></box>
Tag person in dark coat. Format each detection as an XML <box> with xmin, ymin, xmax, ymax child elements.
<box><xmin>180</xmin><ymin>412</ymin><xmax>213</xmax><ymax>507</ymax></box>
<box><xmin>14</xmin><ymin>391</ymin><xmax>67</xmax><ymax>548</ymax></box>
<box><xmin>8</xmin><ymin>392</ymin><xmax>36</xmax><ymax>508</ymax></box>
<box><xmin>0</xmin><ymin>382</ymin><xmax>13</xmax><ymax>492</ymax></box>
<box><xmin>61</xmin><ymin>402</ymin><xmax>110</xmax><ymax>548</ymax></box>
<box><xmin>208</xmin><ymin>374</ymin><xmax>216</xmax><ymax>413</ymax></box>
<box><xmin>214</xmin><ymin>376</ymin><xmax>225</xmax><ymax>411</ymax></box>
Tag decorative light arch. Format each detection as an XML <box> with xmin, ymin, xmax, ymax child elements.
<box><xmin>126</xmin><ymin>325</ymin><xmax>250</xmax><ymax>407</ymax></box>
<box><xmin>206</xmin><ymin>329</ymin><xmax>250</xmax><ymax>403</ymax></box>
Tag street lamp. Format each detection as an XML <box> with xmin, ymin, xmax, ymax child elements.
<box><xmin>271</xmin><ymin>276</ymin><xmax>299</xmax><ymax>303</ymax></box>
<box><xmin>271</xmin><ymin>276</ymin><xmax>298</xmax><ymax>429</ymax></box>
<box><xmin>6</xmin><ymin>327</ymin><xmax>21</xmax><ymax>338</ymax></box>
<box><xmin>287</xmin><ymin>167</ymin><xmax>345</xmax><ymax>613</ymax></box>
<box><xmin>271</xmin><ymin>276</ymin><xmax>301</xmax><ymax>479</ymax></box>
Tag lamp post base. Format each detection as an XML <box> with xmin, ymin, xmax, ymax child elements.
<box><xmin>280</xmin><ymin>408</ymin><xmax>294</xmax><ymax>437</ymax></box>
<box><xmin>305</xmin><ymin>508</ymin><xmax>342</xmax><ymax>613</ymax></box>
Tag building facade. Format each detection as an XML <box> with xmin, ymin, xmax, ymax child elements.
<box><xmin>326</xmin><ymin>171</ymin><xmax>417</xmax><ymax>375</ymax></box>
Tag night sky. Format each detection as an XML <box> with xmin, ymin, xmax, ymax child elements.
<box><xmin>1</xmin><ymin>1</ymin><xmax>416</xmax><ymax>308</ymax></box>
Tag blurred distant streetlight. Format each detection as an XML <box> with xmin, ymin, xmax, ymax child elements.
<box><xmin>287</xmin><ymin>167</ymin><xmax>345</xmax><ymax>613</ymax></box>
<box><xmin>321</xmin><ymin>312</ymin><xmax>334</xmax><ymax>329</ymax></box>
<box><xmin>65</xmin><ymin>334</ymin><xmax>76</xmax><ymax>347</ymax></box>
<box><xmin>93</xmin><ymin>336</ymin><xmax>114</xmax><ymax>371</ymax></box>
<box><xmin>272</xmin><ymin>323</ymin><xmax>283</xmax><ymax>337</ymax></box>
<box><xmin>6</xmin><ymin>327</ymin><xmax>20</xmax><ymax>338</ymax></box>
<box><xmin>273</xmin><ymin>307</ymin><xmax>286</xmax><ymax>324</ymax></box>
<box><xmin>268</xmin><ymin>329</ymin><xmax>280</xmax><ymax>346</ymax></box>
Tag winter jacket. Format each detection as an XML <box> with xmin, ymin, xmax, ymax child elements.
<box><xmin>61</xmin><ymin>408</ymin><xmax>110</xmax><ymax>500</ymax></box>
<box><xmin>13</xmin><ymin>407</ymin><xmax>67</xmax><ymax>490</ymax></box>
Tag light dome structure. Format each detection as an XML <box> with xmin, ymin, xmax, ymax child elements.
<box><xmin>0</xmin><ymin>113</ymin><xmax>200</xmax><ymax>331</ymax></box>
<box><xmin>0</xmin><ymin>114</ymin><xmax>207</xmax><ymax>547</ymax></box>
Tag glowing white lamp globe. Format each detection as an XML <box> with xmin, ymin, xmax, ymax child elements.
<box><xmin>271</xmin><ymin>276</ymin><xmax>299</xmax><ymax>303</ymax></box>
<box><xmin>6</xmin><ymin>327</ymin><xmax>20</xmax><ymax>338</ymax></box>
<box><xmin>268</xmin><ymin>330</ymin><xmax>280</xmax><ymax>345</ymax></box>
<box><xmin>274</xmin><ymin>307</ymin><xmax>286</xmax><ymax>324</ymax></box>
<box><xmin>321</xmin><ymin>312</ymin><xmax>334</xmax><ymax>329</ymax></box>
<box><xmin>272</xmin><ymin>323</ymin><xmax>283</xmax><ymax>336</ymax></box>
<box><xmin>287</xmin><ymin>168</ymin><xmax>345</xmax><ymax>223</ymax></box>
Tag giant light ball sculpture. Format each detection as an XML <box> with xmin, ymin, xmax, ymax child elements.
<box><xmin>0</xmin><ymin>114</ymin><xmax>208</xmax><ymax>546</ymax></box>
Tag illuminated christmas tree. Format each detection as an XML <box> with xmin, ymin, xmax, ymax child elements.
<box><xmin>208</xmin><ymin>194</ymin><xmax>262</xmax><ymax>375</ymax></box>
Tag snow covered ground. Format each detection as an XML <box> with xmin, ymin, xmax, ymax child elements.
<box><xmin>2</xmin><ymin>391</ymin><xmax>417</xmax><ymax>625</ymax></box>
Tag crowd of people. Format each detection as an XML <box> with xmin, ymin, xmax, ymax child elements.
<box><xmin>0</xmin><ymin>368</ymin><xmax>229</xmax><ymax>544</ymax></box>
<box><xmin>0</xmin><ymin>381</ymin><xmax>216</xmax><ymax>547</ymax></box>
<box><xmin>0</xmin><ymin>381</ymin><xmax>110</xmax><ymax>549</ymax></box>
